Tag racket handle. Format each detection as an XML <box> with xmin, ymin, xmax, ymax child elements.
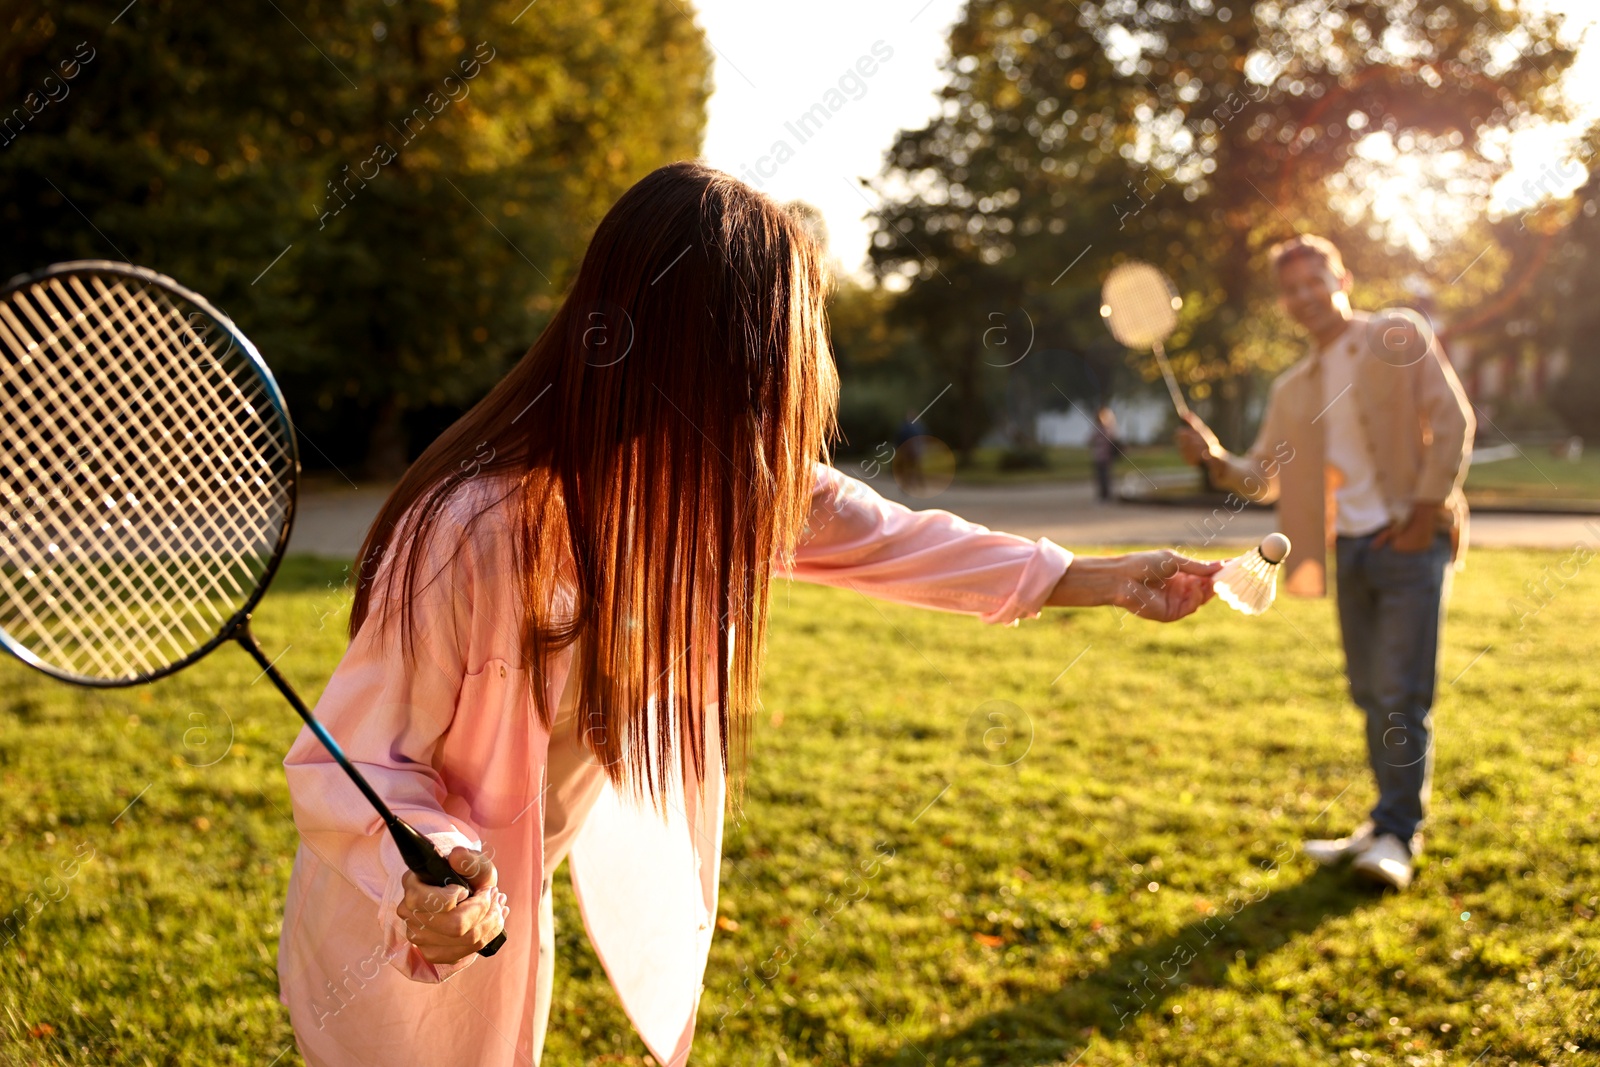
<box><xmin>389</xmin><ymin>817</ymin><xmax>507</xmax><ymax>958</ymax></box>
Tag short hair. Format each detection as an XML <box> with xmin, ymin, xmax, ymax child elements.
<box><xmin>1269</xmin><ymin>234</ymin><xmax>1348</xmax><ymax>279</ymax></box>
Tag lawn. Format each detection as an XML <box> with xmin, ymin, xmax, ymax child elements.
<box><xmin>1457</xmin><ymin>449</ymin><xmax>1600</xmax><ymax>510</ymax></box>
<box><xmin>1</xmin><ymin>547</ymin><xmax>1597</xmax><ymax>1066</ymax></box>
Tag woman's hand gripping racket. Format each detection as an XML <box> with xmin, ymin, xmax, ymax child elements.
<box><xmin>0</xmin><ymin>260</ymin><xmax>505</xmax><ymax>958</ymax></box>
<box><xmin>1099</xmin><ymin>261</ymin><xmax>1190</xmax><ymax>419</ymax></box>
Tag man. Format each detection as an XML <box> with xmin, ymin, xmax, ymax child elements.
<box><xmin>1176</xmin><ymin>234</ymin><xmax>1474</xmax><ymax>891</ymax></box>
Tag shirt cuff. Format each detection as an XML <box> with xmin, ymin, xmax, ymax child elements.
<box><xmin>978</xmin><ymin>537</ymin><xmax>1074</xmax><ymax>626</ymax></box>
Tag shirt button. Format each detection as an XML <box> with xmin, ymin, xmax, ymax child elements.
<box><xmin>499</xmin><ymin>664</ymin><xmax>507</xmax><ymax>678</ymax></box>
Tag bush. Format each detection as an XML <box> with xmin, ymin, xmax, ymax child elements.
<box><xmin>997</xmin><ymin>446</ymin><xmax>1050</xmax><ymax>471</ymax></box>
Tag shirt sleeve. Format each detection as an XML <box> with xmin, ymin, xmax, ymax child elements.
<box><xmin>776</xmin><ymin>463</ymin><xmax>1073</xmax><ymax>626</ymax></box>
<box><xmin>282</xmin><ymin>493</ymin><xmax>490</xmax><ymax>984</ymax></box>
<box><xmin>1218</xmin><ymin>372</ymin><xmax>1294</xmax><ymax>505</ymax></box>
<box><xmin>1413</xmin><ymin>338</ymin><xmax>1475</xmax><ymax>505</ymax></box>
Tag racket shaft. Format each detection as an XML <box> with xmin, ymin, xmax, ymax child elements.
<box><xmin>1151</xmin><ymin>342</ymin><xmax>1190</xmax><ymax>418</ymax></box>
<box><xmin>238</xmin><ymin>629</ymin><xmax>506</xmax><ymax>957</ymax></box>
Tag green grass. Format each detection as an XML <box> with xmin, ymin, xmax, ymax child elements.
<box><xmin>916</xmin><ymin>445</ymin><xmax>1191</xmax><ymax>487</ymax></box>
<box><xmin>1460</xmin><ymin>449</ymin><xmax>1600</xmax><ymax>509</ymax></box>
<box><xmin>2</xmin><ymin>549</ymin><xmax>1598</xmax><ymax>1065</ymax></box>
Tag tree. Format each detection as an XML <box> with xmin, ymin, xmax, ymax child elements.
<box><xmin>867</xmin><ymin>0</ymin><xmax>1574</xmax><ymax>453</ymax></box>
<box><xmin>1547</xmin><ymin>162</ymin><xmax>1600</xmax><ymax>438</ymax></box>
<box><xmin>827</xmin><ymin>276</ymin><xmax>943</xmax><ymax>457</ymax></box>
<box><xmin>0</xmin><ymin>0</ymin><xmax>711</xmax><ymax>476</ymax></box>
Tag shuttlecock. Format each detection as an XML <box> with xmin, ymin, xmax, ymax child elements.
<box><xmin>1214</xmin><ymin>533</ymin><xmax>1291</xmax><ymax>616</ymax></box>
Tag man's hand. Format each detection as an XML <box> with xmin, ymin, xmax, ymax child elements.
<box><xmin>1048</xmin><ymin>551</ymin><xmax>1221</xmax><ymax>622</ymax></box>
<box><xmin>1175</xmin><ymin>413</ymin><xmax>1225</xmax><ymax>476</ymax></box>
<box><xmin>1372</xmin><ymin>503</ymin><xmax>1441</xmax><ymax>554</ymax></box>
<box><xmin>397</xmin><ymin>847</ymin><xmax>507</xmax><ymax>966</ymax></box>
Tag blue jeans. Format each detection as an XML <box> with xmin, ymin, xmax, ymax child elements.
<box><xmin>1333</xmin><ymin>530</ymin><xmax>1453</xmax><ymax>849</ymax></box>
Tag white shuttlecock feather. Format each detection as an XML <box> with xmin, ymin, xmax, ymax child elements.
<box><xmin>1214</xmin><ymin>533</ymin><xmax>1291</xmax><ymax>616</ymax></box>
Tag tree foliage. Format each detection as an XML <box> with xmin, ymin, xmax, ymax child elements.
<box><xmin>868</xmin><ymin>0</ymin><xmax>1575</xmax><ymax>452</ymax></box>
<box><xmin>1</xmin><ymin>0</ymin><xmax>711</xmax><ymax>474</ymax></box>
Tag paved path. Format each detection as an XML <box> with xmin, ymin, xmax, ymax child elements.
<box><xmin>289</xmin><ymin>486</ymin><xmax>396</xmax><ymax>560</ymax></box>
<box><xmin>286</xmin><ymin>475</ymin><xmax>1600</xmax><ymax>559</ymax></box>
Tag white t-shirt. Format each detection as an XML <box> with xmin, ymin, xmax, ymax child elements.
<box><xmin>1317</xmin><ymin>317</ymin><xmax>1391</xmax><ymax>538</ymax></box>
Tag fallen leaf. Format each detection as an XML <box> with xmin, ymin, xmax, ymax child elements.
<box><xmin>973</xmin><ymin>933</ymin><xmax>1005</xmax><ymax>948</ymax></box>
<box><xmin>28</xmin><ymin>1024</ymin><xmax>56</xmax><ymax>1039</ymax></box>
<box><xmin>715</xmin><ymin>916</ymin><xmax>739</xmax><ymax>932</ymax></box>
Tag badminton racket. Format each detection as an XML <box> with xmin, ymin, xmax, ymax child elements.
<box><xmin>0</xmin><ymin>260</ymin><xmax>504</xmax><ymax>956</ymax></box>
<box><xmin>1099</xmin><ymin>261</ymin><xmax>1190</xmax><ymax>419</ymax></box>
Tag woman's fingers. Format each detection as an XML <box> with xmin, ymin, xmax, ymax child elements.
<box><xmin>410</xmin><ymin>910</ymin><xmax>501</xmax><ymax>963</ymax></box>
<box><xmin>1134</xmin><ymin>571</ymin><xmax>1209</xmax><ymax>622</ymax></box>
<box><xmin>1109</xmin><ymin>550</ymin><xmax>1226</xmax><ymax>621</ymax></box>
<box><xmin>1141</xmin><ymin>550</ymin><xmax>1221</xmax><ymax>580</ymax></box>
<box><xmin>397</xmin><ymin>863</ymin><xmax>509</xmax><ymax>964</ymax></box>
<box><xmin>407</xmin><ymin>893</ymin><xmax>490</xmax><ymax>939</ymax></box>
<box><xmin>1172</xmin><ymin>555</ymin><xmax>1223</xmax><ymax>576</ymax></box>
<box><xmin>400</xmin><ymin>871</ymin><xmax>466</xmax><ymax>915</ymax></box>
<box><xmin>448</xmin><ymin>846</ymin><xmax>498</xmax><ymax>891</ymax></box>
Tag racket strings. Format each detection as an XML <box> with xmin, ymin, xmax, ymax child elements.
<box><xmin>3</xmin><ymin>278</ymin><xmax>275</xmax><ymax>674</ymax></box>
<box><xmin>1</xmin><ymin>273</ymin><xmax>293</xmax><ymax>680</ymax></box>
<box><xmin>1</xmin><ymin>281</ymin><xmax>217</xmax><ymax>675</ymax></box>
<box><xmin>50</xmin><ymin>278</ymin><xmax>267</xmax><ymax>647</ymax></box>
<box><xmin>1102</xmin><ymin>265</ymin><xmax>1180</xmax><ymax>348</ymax></box>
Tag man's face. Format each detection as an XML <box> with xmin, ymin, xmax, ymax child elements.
<box><xmin>1276</xmin><ymin>254</ymin><xmax>1351</xmax><ymax>337</ymax></box>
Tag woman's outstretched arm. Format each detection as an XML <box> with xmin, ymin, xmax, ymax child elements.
<box><xmin>780</xmin><ymin>464</ymin><xmax>1216</xmax><ymax>624</ymax></box>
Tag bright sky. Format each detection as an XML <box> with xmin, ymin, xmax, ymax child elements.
<box><xmin>693</xmin><ymin>1</ymin><xmax>1600</xmax><ymax>276</ymax></box>
<box><xmin>693</xmin><ymin>0</ymin><xmax>966</xmax><ymax>281</ymax></box>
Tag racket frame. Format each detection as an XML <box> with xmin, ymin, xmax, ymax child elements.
<box><xmin>1099</xmin><ymin>260</ymin><xmax>1192</xmax><ymax>421</ymax></box>
<box><xmin>0</xmin><ymin>259</ymin><xmax>299</xmax><ymax>689</ymax></box>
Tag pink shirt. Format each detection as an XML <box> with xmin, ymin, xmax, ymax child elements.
<box><xmin>277</xmin><ymin>462</ymin><xmax>1073</xmax><ymax>1066</ymax></box>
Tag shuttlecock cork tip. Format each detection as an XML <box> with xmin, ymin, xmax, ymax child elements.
<box><xmin>1260</xmin><ymin>532</ymin><xmax>1291</xmax><ymax>565</ymax></box>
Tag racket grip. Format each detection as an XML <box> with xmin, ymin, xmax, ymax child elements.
<box><xmin>389</xmin><ymin>817</ymin><xmax>507</xmax><ymax>958</ymax></box>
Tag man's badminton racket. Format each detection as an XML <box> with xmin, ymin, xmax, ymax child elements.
<box><xmin>1099</xmin><ymin>261</ymin><xmax>1190</xmax><ymax>419</ymax></box>
<box><xmin>0</xmin><ymin>260</ymin><xmax>504</xmax><ymax>957</ymax></box>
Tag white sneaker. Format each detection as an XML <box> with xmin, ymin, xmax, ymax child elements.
<box><xmin>1302</xmin><ymin>821</ymin><xmax>1376</xmax><ymax>866</ymax></box>
<box><xmin>1351</xmin><ymin>833</ymin><xmax>1413</xmax><ymax>890</ymax></box>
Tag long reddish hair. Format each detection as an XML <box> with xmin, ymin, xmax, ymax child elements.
<box><xmin>349</xmin><ymin>160</ymin><xmax>840</xmax><ymax>803</ymax></box>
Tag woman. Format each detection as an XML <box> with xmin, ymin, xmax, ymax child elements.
<box><xmin>277</xmin><ymin>161</ymin><xmax>1219</xmax><ymax>1066</ymax></box>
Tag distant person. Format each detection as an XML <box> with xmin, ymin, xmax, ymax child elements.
<box><xmin>277</xmin><ymin>160</ymin><xmax>1222</xmax><ymax>1067</ymax></box>
<box><xmin>893</xmin><ymin>407</ymin><xmax>929</xmax><ymax>493</ymax></box>
<box><xmin>1176</xmin><ymin>234</ymin><xmax>1474</xmax><ymax>891</ymax></box>
<box><xmin>1090</xmin><ymin>406</ymin><xmax>1120</xmax><ymax>503</ymax></box>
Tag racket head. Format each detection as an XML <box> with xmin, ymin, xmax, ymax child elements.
<box><xmin>0</xmin><ymin>260</ymin><xmax>299</xmax><ymax>688</ymax></box>
<box><xmin>1100</xmin><ymin>261</ymin><xmax>1183</xmax><ymax>348</ymax></box>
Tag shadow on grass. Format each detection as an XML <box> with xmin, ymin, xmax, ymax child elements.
<box><xmin>864</xmin><ymin>870</ymin><xmax>1376</xmax><ymax>1067</ymax></box>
